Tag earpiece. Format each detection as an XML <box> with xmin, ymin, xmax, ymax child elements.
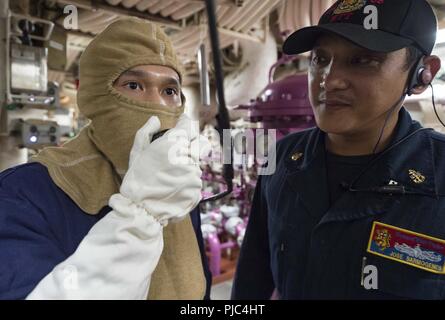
<box><xmin>374</xmin><ymin>56</ymin><xmax>435</xmax><ymax>155</ymax></box>
<box><xmin>406</xmin><ymin>57</ymin><xmax>432</xmax><ymax>96</ymax></box>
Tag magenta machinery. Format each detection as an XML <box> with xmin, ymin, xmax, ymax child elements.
<box><xmin>202</xmin><ymin>55</ymin><xmax>316</xmax><ymax>278</ymax></box>
<box><xmin>242</xmin><ymin>54</ymin><xmax>316</xmax><ymax>139</ymax></box>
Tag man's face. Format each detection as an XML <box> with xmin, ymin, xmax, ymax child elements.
<box><xmin>308</xmin><ymin>34</ymin><xmax>411</xmax><ymax>136</ymax></box>
<box><xmin>113</xmin><ymin>65</ymin><xmax>182</xmax><ymax>107</ymax></box>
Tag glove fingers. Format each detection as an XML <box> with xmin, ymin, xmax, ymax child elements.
<box><xmin>129</xmin><ymin>116</ymin><xmax>161</xmax><ymax>167</ymax></box>
<box><xmin>169</xmin><ymin>114</ymin><xmax>199</xmax><ymax>141</ymax></box>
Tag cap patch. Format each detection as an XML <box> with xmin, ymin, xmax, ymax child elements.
<box><xmin>333</xmin><ymin>0</ymin><xmax>367</xmax><ymax>14</ymax></box>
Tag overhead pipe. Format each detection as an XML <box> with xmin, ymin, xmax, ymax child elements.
<box><xmin>161</xmin><ymin>2</ymin><xmax>189</xmax><ymax>17</ymax></box>
<box><xmin>238</xmin><ymin>0</ymin><xmax>281</xmax><ymax>33</ymax></box>
<box><xmin>135</xmin><ymin>0</ymin><xmax>158</xmax><ymax>11</ymax></box>
<box><xmin>224</xmin><ymin>0</ymin><xmax>258</xmax><ymax>30</ymax></box>
<box><xmin>234</xmin><ymin>0</ymin><xmax>270</xmax><ymax>32</ymax></box>
<box><xmin>171</xmin><ymin>3</ymin><xmax>205</xmax><ymax>20</ymax></box>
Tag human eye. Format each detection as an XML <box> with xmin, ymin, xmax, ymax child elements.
<box><xmin>312</xmin><ymin>55</ymin><xmax>328</xmax><ymax>65</ymax></box>
<box><xmin>124</xmin><ymin>81</ymin><xmax>143</xmax><ymax>91</ymax></box>
<box><xmin>163</xmin><ymin>87</ymin><xmax>178</xmax><ymax>96</ymax></box>
<box><xmin>310</xmin><ymin>49</ymin><xmax>331</xmax><ymax>67</ymax></box>
<box><xmin>351</xmin><ymin>55</ymin><xmax>381</xmax><ymax>67</ymax></box>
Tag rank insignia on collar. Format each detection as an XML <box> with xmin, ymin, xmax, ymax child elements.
<box><xmin>408</xmin><ymin>169</ymin><xmax>425</xmax><ymax>184</ymax></box>
<box><xmin>367</xmin><ymin>222</ymin><xmax>445</xmax><ymax>274</ymax></box>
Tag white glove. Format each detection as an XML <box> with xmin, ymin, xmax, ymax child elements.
<box><xmin>26</xmin><ymin>114</ymin><xmax>202</xmax><ymax>299</ymax></box>
<box><xmin>109</xmin><ymin>113</ymin><xmax>203</xmax><ymax>226</ymax></box>
<box><xmin>26</xmin><ymin>207</ymin><xmax>163</xmax><ymax>300</ymax></box>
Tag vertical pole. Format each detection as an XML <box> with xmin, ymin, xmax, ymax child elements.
<box><xmin>0</xmin><ymin>0</ymin><xmax>9</xmax><ymax>135</ymax></box>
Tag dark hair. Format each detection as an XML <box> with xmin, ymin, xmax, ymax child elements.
<box><xmin>405</xmin><ymin>45</ymin><xmax>423</xmax><ymax>70</ymax></box>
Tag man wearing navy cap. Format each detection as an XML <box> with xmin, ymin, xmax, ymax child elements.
<box><xmin>232</xmin><ymin>0</ymin><xmax>445</xmax><ymax>299</ymax></box>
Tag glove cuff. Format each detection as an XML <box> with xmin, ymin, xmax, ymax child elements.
<box><xmin>109</xmin><ymin>193</ymin><xmax>168</xmax><ymax>227</ymax></box>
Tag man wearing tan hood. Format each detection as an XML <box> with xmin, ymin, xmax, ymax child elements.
<box><xmin>0</xmin><ymin>17</ymin><xmax>211</xmax><ymax>299</ymax></box>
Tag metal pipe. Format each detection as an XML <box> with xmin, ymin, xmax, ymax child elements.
<box><xmin>198</xmin><ymin>43</ymin><xmax>211</xmax><ymax>107</ymax></box>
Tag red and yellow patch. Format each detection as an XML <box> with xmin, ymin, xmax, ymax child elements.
<box><xmin>367</xmin><ymin>222</ymin><xmax>445</xmax><ymax>274</ymax></box>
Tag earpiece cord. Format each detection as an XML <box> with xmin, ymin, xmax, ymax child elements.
<box><xmin>346</xmin><ymin>127</ymin><xmax>433</xmax><ymax>191</ymax></box>
<box><xmin>431</xmin><ymin>83</ymin><xmax>445</xmax><ymax>127</ymax></box>
<box><xmin>349</xmin><ymin>57</ymin><xmax>427</xmax><ymax>191</ymax></box>
<box><xmin>349</xmin><ymin>93</ymin><xmax>407</xmax><ymax>193</ymax></box>
<box><xmin>346</xmin><ymin>79</ymin><xmax>445</xmax><ymax>195</ymax></box>
<box><xmin>372</xmin><ymin>94</ymin><xmax>405</xmax><ymax>155</ymax></box>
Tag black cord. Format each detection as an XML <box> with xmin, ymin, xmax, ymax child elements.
<box><xmin>431</xmin><ymin>83</ymin><xmax>445</xmax><ymax>128</ymax></box>
<box><xmin>151</xmin><ymin>1</ymin><xmax>233</xmax><ymax>204</ymax></box>
<box><xmin>347</xmin><ymin>127</ymin><xmax>433</xmax><ymax>191</ymax></box>
<box><xmin>200</xmin><ymin>0</ymin><xmax>234</xmax><ymax>203</ymax></box>
<box><xmin>372</xmin><ymin>94</ymin><xmax>405</xmax><ymax>154</ymax></box>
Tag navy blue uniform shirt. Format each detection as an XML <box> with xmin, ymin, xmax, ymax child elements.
<box><xmin>232</xmin><ymin>107</ymin><xmax>445</xmax><ymax>300</ymax></box>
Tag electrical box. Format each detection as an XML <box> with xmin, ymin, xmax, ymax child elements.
<box><xmin>19</xmin><ymin>119</ymin><xmax>60</xmax><ymax>149</ymax></box>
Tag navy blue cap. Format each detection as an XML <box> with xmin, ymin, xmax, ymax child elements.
<box><xmin>283</xmin><ymin>0</ymin><xmax>438</xmax><ymax>55</ymax></box>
